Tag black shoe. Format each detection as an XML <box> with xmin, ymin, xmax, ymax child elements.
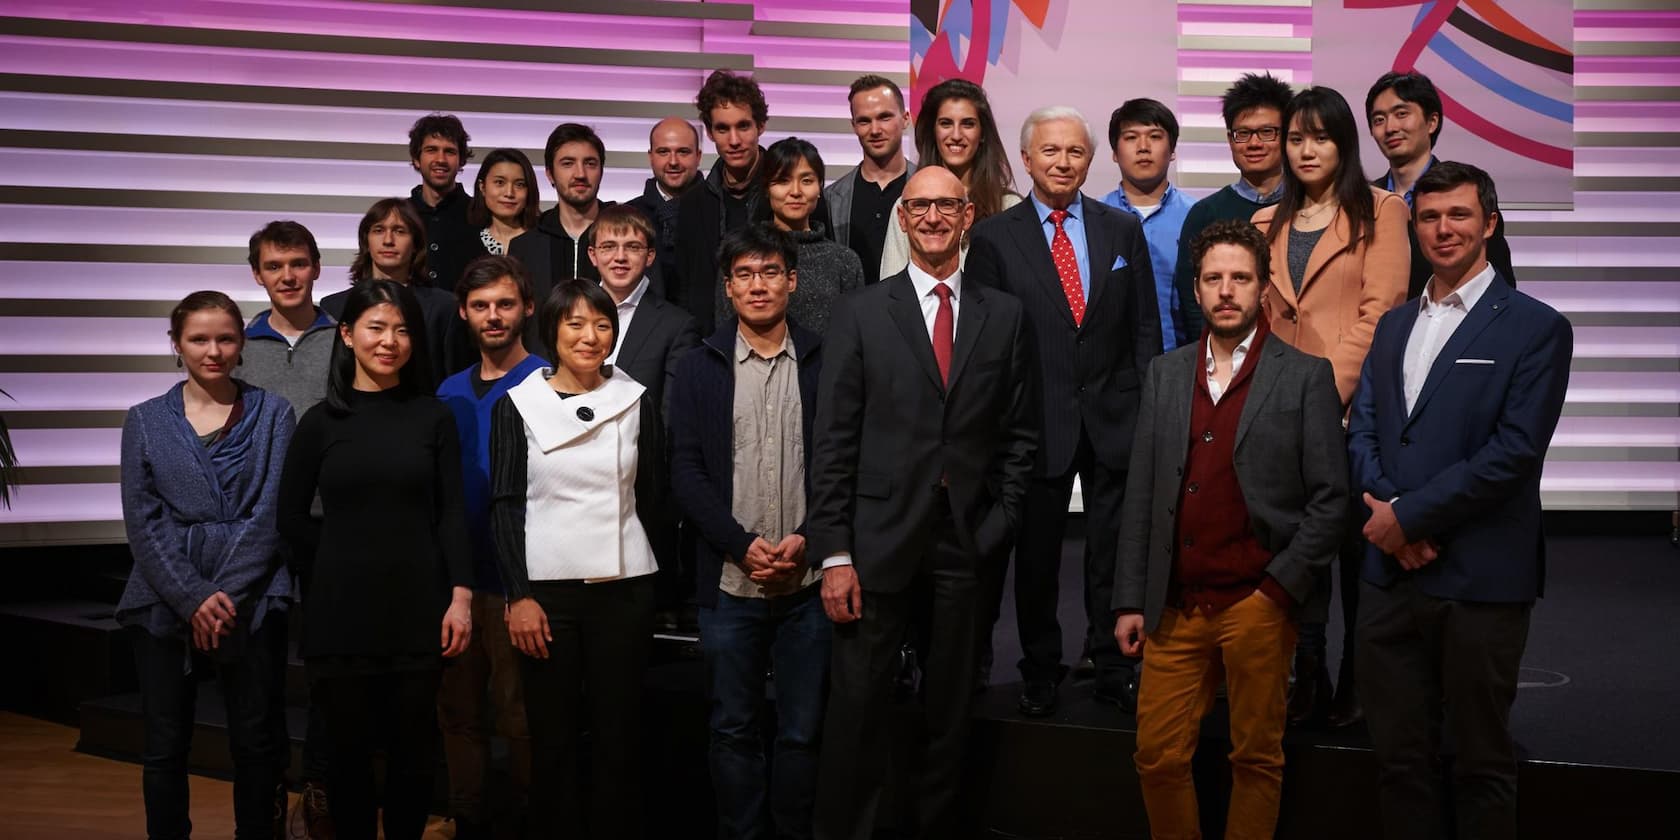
<box><xmin>1327</xmin><ymin>661</ymin><xmax>1363</xmax><ymax>728</ymax></box>
<box><xmin>1071</xmin><ymin>655</ymin><xmax>1097</xmax><ymax>682</ymax></box>
<box><xmin>1017</xmin><ymin>679</ymin><xmax>1058</xmax><ymax>717</ymax></box>
<box><xmin>1094</xmin><ymin>670</ymin><xmax>1140</xmax><ymax>714</ymax></box>
<box><xmin>972</xmin><ymin>663</ymin><xmax>992</xmax><ymax>695</ymax></box>
<box><xmin>893</xmin><ymin>644</ymin><xmax>921</xmax><ymax>702</ymax></box>
<box><xmin>1287</xmin><ymin>654</ymin><xmax>1332</xmax><ymax>726</ymax></box>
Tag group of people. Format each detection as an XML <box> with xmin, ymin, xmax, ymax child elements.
<box><xmin>116</xmin><ymin>64</ymin><xmax>1569</xmax><ymax>840</ymax></box>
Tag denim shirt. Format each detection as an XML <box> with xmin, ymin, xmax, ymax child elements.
<box><xmin>1101</xmin><ymin>182</ymin><xmax>1197</xmax><ymax>350</ymax></box>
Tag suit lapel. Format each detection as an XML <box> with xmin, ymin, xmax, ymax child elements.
<box><xmin>1082</xmin><ymin>197</ymin><xmax>1116</xmax><ymax>313</ymax></box>
<box><xmin>1163</xmin><ymin>351</ymin><xmax>1195</xmax><ymax>471</ymax></box>
<box><xmin>1006</xmin><ymin>204</ymin><xmax>1078</xmax><ymax>330</ymax></box>
<box><xmin>946</xmin><ymin>280</ymin><xmax>989</xmax><ymax>389</ymax></box>
<box><xmin>1406</xmin><ymin>281</ymin><xmax>1511</xmax><ymax>425</ymax></box>
<box><xmin>1265</xmin><ymin>226</ymin><xmax>1299</xmax><ymax>311</ymax></box>
<box><xmin>615</xmin><ymin>296</ymin><xmax>656</xmax><ymax>368</ymax></box>
<box><xmin>1234</xmin><ymin>338</ymin><xmax>1283</xmax><ymax>450</ymax></box>
<box><xmin>887</xmin><ymin>275</ymin><xmax>946</xmax><ymax>392</ymax></box>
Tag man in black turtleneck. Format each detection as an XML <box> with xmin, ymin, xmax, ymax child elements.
<box><xmin>627</xmin><ymin>116</ymin><xmax>703</xmax><ymax>297</ymax></box>
<box><xmin>407</xmin><ymin>113</ymin><xmax>481</xmax><ymax>292</ymax></box>
<box><xmin>672</xmin><ymin>70</ymin><xmax>771</xmax><ymax>328</ymax></box>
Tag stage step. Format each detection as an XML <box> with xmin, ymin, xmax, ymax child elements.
<box><xmin>77</xmin><ymin>683</ymin><xmax>307</xmax><ymax>781</ymax></box>
<box><xmin>0</xmin><ymin>599</ymin><xmax>136</xmax><ymax>724</ymax></box>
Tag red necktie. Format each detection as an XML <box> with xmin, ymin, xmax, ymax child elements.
<box><xmin>1048</xmin><ymin>209</ymin><xmax>1085</xmax><ymax>325</ymax></box>
<box><xmin>932</xmin><ymin>282</ymin><xmax>953</xmax><ymax>385</ymax></box>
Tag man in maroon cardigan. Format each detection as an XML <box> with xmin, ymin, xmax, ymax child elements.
<box><xmin>1112</xmin><ymin>219</ymin><xmax>1349</xmax><ymax>839</ymax></box>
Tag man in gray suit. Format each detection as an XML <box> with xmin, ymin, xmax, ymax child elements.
<box><xmin>1112</xmin><ymin>219</ymin><xmax>1348</xmax><ymax>839</ymax></box>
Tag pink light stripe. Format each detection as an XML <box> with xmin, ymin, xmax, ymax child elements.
<box><xmin>1569</xmin><ymin>327</ymin><xmax>1680</xmax><ymax>359</ymax></box>
<box><xmin>1565</xmin><ymin>372</ymin><xmax>1680</xmax><ymax>404</ymax></box>
<box><xmin>0</xmin><ymin>484</ymin><xmax>122</xmax><ymax>524</ymax></box>
<box><xmin>0</xmin><ymin>317</ymin><xmax>224</xmax><ymax>355</ymax></box>
<box><xmin>0</xmin><ymin>205</ymin><xmax>366</xmax><ymax>249</ymax></box>
<box><xmin>1520</xmin><ymin>282</ymin><xmax>1680</xmax><ymax>313</ymax></box>
<box><xmin>1574</xmin><ymin>101</ymin><xmax>1680</xmax><ymax>119</ymax></box>
<box><xmin>1502</xmin><ymin>237</ymin><xmax>1680</xmax><ymax>268</ymax></box>
<box><xmin>8</xmin><ymin>429</ymin><xmax>122</xmax><ymax>468</ymax></box>
<box><xmin>1</xmin><ymin>0</ymin><xmax>725</xmax><ymax>54</ymax></box>
<box><xmin>1178</xmin><ymin>4</ymin><xmax>1311</xmax><ymax>25</ymax></box>
<box><xmin>1577</xmin><ymin>57</ymin><xmax>1680</xmax><ymax>74</ymax></box>
<box><xmin>1553</xmin><ymin>417</ymin><xmax>1680</xmax><ymax>448</ymax></box>
<box><xmin>0</xmin><ymin>373</ymin><xmax>185</xmax><ymax>411</ymax></box>
<box><xmin>1574</xmin><ymin>11</ymin><xmax>1680</xmax><ymax>28</ymax></box>
<box><xmin>0</xmin><ymin>262</ymin><xmax>324</xmax><ymax>301</ymax></box>
<box><xmin>1176</xmin><ymin>51</ymin><xmax>1312</xmax><ymax>70</ymax></box>
<box><xmin>1540</xmin><ymin>462</ymin><xmax>1680</xmax><ymax>492</ymax></box>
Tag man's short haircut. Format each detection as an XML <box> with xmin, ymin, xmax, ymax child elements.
<box><xmin>1412</xmin><ymin>160</ymin><xmax>1499</xmax><ymax>220</ymax></box>
<box><xmin>543</xmin><ymin>123</ymin><xmax>606</xmax><ymax>173</ymax></box>
<box><xmin>1189</xmin><ymin>219</ymin><xmax>1271</xmax><ymax>288</ymax></box>
<box><xmin>696</xmin><ymin>69</ymin><xmax>769</xmax><ymax>127</ymax></box>
<box><xmin>848</xmin><ymin>74</ymin><xmax>906</xmax><ymax>110</ymax></box>
<box><xmin>538</xmin><ymin>277</ymin><xmax>621</xmax><ymax>360</ymax></box>
<box><xmin>587</xmin><ymin>204</ymin><xmax>658</xmax><ymax>249</ymax></box>
<box><xmin>1019</xmin><ymin>105</ymin><xmax>1096</xmax><ymax>151</ymax></box>
<box><xmin>1108</xmin><ymin>98</ymin><xmax>1181</xmax><ymax>151</ymax></box>
<box><xmin>455</xmin><ymin>254</ymin><xmax>533</xmax><ymax>307</ymax></box>
<box><xmin>1365</xmin><ymin>70</ymin><xmax>1444</xmax><ymax>147</ymax></box>
<box><xmin>247</xmin><ymin>220</ymin><xmax>320</xmax><ymax>270</ymax></box>
<box><xmin>407</xmin><ymin>113</ymin><xmax>472</xmax><ymax>162</ymax></box>
<box><xmin>716</xmin><ymin>223</ymin><xmax>798</xmax><ymax>283</ymax></box>
<box><xmin>650</xmin><ymin>118</ymin><xmax>702</xmax><ymax>149</ymax></box>
<box><xmin>1220</xmin><ymin>72</ymin><xmax>1294</xmax><ymax>130</ymax></box>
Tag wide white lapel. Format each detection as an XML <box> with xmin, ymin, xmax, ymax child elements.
<box><xmin>506</xmin><ymin>368</ymin><xmax>646</xmax><ymax>453</ymax></box>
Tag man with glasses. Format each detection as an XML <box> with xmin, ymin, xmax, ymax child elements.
<box><xmin>1173</xmin><ymin>73</ymin><xmax>1294</xmax><ymax>339</ymax></box>
<box><xmin>587</xmin><ymin>205</ymin><xmax>700</xmax><ymax>629</ymax></box>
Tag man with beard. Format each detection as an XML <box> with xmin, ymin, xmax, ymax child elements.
<box><xmin>626</xmin><ymin>117</ymin><xmax>703</xmax><ymax>294</ymax></box>
<box><xmin>408</xmin><ymin>113</ymin><xmax>482</xmax><ymax>291</ymax></box>
<box><xmin>510</xmin><ymin>122</ymin><xmax>610</xmax><ymax>355</ymax></box>
<box><xmin>434</xmin><ymin>255</ymin><xmax>547</xmax><ymax>840</ymax></box>
<box><xmin>1113</xmin><ymin>219</ymin><xmax>1347</xmax><ymax>840</ymax></box>
<box><xmin>826</xmin><ymin>74</ymin><xmax>914</xmax><ymax>284</ymax></box>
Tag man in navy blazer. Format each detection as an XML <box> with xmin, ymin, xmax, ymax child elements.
<box><xmin>966</xmin><ymin>105</ymin><xmax>1162</xmax><ymax>715</ymax></box>
<box><xmin>1347</xmin><ymin>162</ymin><xmax>1572</xmax><ymax>840</ymax></box>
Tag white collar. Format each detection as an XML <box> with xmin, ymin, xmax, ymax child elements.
<box><xmin>505</xmin><ymin>367</ymin><xmax>645</xmax><ymax>452</ymax></box>
<box><xmin>615</xmin><ymin>275</ymin><xmax>651</xmax><ymax>310</ymax></box>
<box><xmin>907</xmin><ymin>260</ymin><xmax>962</xmax><ymax>301</ymax></box>
<box><xmin>1204</xmin><ymin>324</ymin><xmax>1259</xmax><ymax>371</ymax></box>
<box><xmin>1421</xmin><ymin>262</ymin><xmax>1496</xmax><ymax>314</ymax></box>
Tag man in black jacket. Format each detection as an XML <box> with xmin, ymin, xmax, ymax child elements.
<box><xmin>510</xmin><ymin>123</ymin><xmax>608</xmax><ymax>356</ymax></box>
<box><xmin>672</xmin><ymin>70</ymin><xmax>770</xmax><ymax>328</ymax></box>
<box><xmin>626</xmin><ymin>117</ymin><xmax>703</xmax><ymax>295</ymax></box>
<box><xmin>407</xmin><ymin>113</ymin><xmax>481</xmax><ymax>291</ymax></box>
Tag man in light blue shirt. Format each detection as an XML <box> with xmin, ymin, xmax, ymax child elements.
<box><xmin>1102</xmin><ymin>98</ymin><xmax>1196</xmax><ymax>350</ymax></box>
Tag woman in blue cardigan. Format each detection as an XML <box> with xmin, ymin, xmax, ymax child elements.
<box><xmin>118</xmin><ymin>290</ymin><xmax>297</xmax><ymax>839</ymax></box>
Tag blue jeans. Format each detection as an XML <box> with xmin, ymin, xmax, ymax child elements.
<box><xmin>699</xmin><ymin>584</ymin><xmax>832</xmax><ymax>840</ymax></box>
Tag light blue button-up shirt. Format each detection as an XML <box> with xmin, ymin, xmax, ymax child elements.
<box><xmin>1029</xmin><ymin>191</ymin><xmax>1091</xmax><ymax>299</ymax></box>
<box><xmin>1101</xmin><ymin>182</ymin><xmax>1197</xmax><ymax>350</ymax></box>
<box><xmin>1231</xmin><ymin>177</ymin><xmax>1285</xmax><ymax>205</ymax></box>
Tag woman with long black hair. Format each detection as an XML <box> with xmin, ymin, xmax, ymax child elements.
<box><xmin>119</xmin><ymin>290</ymin><xmax>295</xmax><ymax>839</ymax></box>
<box><xmin>277</xmin><ymin>280</ymin><xmax>474</xmax><ymax>839</ymax></box>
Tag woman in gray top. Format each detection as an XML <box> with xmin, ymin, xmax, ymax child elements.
<box><xmin>747</xmin><ymin>137</ymin><xmax>864</xmax><ymax>335</ymax></box>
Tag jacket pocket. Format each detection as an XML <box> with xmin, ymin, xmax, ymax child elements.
<box><xmin>856</xmin><ymin>472</ymin><xmax>893</xmax><ymax>499</ymax></box>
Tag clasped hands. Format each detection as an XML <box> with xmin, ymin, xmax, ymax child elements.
<box><xmin>1361</xmin><ymin>493</ymin><xmax>1439</xmax><ymax>570</ymax></box>
<box><xmin>739</xmin><ymin>534</ymin><xmax>808</xmax><ymax>587</ymax></box>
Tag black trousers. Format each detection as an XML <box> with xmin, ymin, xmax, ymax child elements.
<box><xmin>815</xmin><ymin>507</ymin><xmax>980</xmax><ymax>840</ymax></box>
<box><xmin>1357</xmin><ymin>578</ymin><xmax>1532</xmax><ymax>840</ymax></box>
<box><xmin>132</xmin><ymin>617</ymin><xmax>289</xmax><ymax>840</ymax></box>
<box><xmin>317</xmin><ymin>666</ymin><xmax>442</xmax><ymax>840</ymax></box>
<box><xmin>1004</xmin><ymin>427</ymin><xmax>1131</xmax><ymax>684</ymax></box>
<box><xmin>519</xmin><ymin>575</ymin><xmax>655</xmax><ymax>840</ymax></box>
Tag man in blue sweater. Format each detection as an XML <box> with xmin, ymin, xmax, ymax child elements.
<box><xmin>434</xmin><ymin>254</ymin><xmax>547</xmax><ymax>840</ymax></box>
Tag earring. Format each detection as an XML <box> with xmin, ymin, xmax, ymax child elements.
<box><xmin>175</xmin><ymin>355</ymin><xmax>183</xmax><ymax>369</ymax></box>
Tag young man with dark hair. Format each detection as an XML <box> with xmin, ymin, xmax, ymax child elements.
<box><xmin>1350</xmin><ymin>162</ymin><xmax>1568</xmax><ymax>839</ymax></box>
<box><xmin>1115</xmin><ymin>219</ymin><xmax>1348</xmax><ymax>840</ymax></box>
<box><xmin>826</xmin><ymin>74</ymin><xmax>914</xmax><ymax>285</ymax></box>
<box><xmin>510</xmin><ymin>122</ymin><xmax>610</xmax><ymax>356</ymax></box>
<box><xmin>625</xmin><ymin>117</ymin><xmax>704</xmax><ymax>295</ymax></box>
<box><xmin>1103</xmin><ymin>97</ymin><xmax>1198</xmax><ymax>351</ymax></box>
<box><xmin>433</xmin><ymin>254</ymin><xmax>544</xmax><ymax>840</ymax></box>
<box><xmin>235</xmin><ymin>219</ymin><xmax>337</xmax><ymax>839</ymax></box>
<box><xmin>407</xmin><ymin>113</ymin><xmax>481</xmax><ymax>291</ymax></box>
<box><xmin>669</xmin><ymin>223</ymin><xmax>827</xmax><ymax>840</ymax></box>
<box><xmin>1173</xmin><ymin>73</ymin><xmax>1294</xmax><ymax>339</ymax></box>
<box><xmin>586</xmin><ymin>205</ymin><xmax>701</xmax><ymax>628</ymax></box>
<box><xmin>1366</xmin><ymin>71</ymin><xmax>1517</xmax><ymax>298</ymax></box>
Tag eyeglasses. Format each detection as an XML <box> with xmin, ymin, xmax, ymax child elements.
<box><xmin>903</xmin><ymin>197</ymin><xmax>968</xmax><ymax>217</ymax></box>
<box><xmin>593</xmin><ymin>242</ymin><xmax>648</xmax><ymax>256</ymax></box>
<box><xmin>730</xmin><ymin>266</ymin><xmax>787</xmax><ymax>283</ymax></box>
<box><xmin>1227</xmin><ymin>127</ymin><xmax>1282</xmax><ymax>143</ymax></box>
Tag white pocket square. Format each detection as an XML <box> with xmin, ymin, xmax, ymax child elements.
<box><xmin>1111</xmin><ymin>255</ymin><xmax>1128</xmax><ymax>270</ymax></box>
<box><xmin>1455</xmin><ymin>358</ymin><xmax>1496</xmax><ymax>365</ymax></box>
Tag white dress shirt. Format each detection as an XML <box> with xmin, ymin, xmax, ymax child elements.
<box><xmin>604</xmin><ymin>275</ymin><xmax>651</xmax><ymax>367</ymax></box>
<box><xmin>821</xmin><ymin>261</ymin><xmax>964</xmax><ymax>571</ymax></box>
<box><xmin>1402</xmin><ymin>262</ymin><xmax>1496</xmax><ymax>414</ymax></box>
<box><xmin>1204</xmin><ymin>325</ymin><xmax>1259</xmax><ymax>404</ymax></box>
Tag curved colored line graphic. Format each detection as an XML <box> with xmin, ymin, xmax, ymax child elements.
<box><xmin>1462</xmin><ymin>0</ymin><xmax>1567</xmax><ymax>54</ymax></box>
<box><xmin>1417</xmin><ymin>8</ymin><xmax>1572</xmax><ymax>122</ymax></box>
<box><xmin>913</xmin><ymin>0</ymin><xmax>995</xmax><ymax>110</ymax></box>
<box><xmin>1448</xmin><ymin>8</ymin><xmax>1572</xmax><ymax>74</ymax></box>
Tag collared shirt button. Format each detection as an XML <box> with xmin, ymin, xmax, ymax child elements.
<box><xmin>1188</xmin><ymin>483</ymin><xmax>1199</xmax><ymax>494</ymax></box>
<box><xmin>1202</xmin><ymin>431</ymin><xmax>1214</xmax><ymax>443</ymax></box>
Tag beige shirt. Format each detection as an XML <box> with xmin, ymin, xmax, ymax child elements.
<box><xmin>720</xmin><ymin>330</ymin><xmax>818</xmax><ymax>598</ymax></box>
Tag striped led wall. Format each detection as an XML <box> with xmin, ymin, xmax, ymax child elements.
<box><xmin>0</xmin><ymin>0</ymin><xmax>909</xmax><ymax>545</ymax></box>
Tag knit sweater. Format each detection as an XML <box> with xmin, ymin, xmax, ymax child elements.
<box><xmin>1174</xmin><ymin>185</ymin><xmax>1280</xmax><ymax>338</ymax></box>
<box><xmin>118</xmin><ymin>382</ymin><xmax>296</xmax><ymax>638</ymax></box>
<box><xmin>436</xmin><ymin>354</ymin><xmax>548</xmax><ymax>595</ymax></box>
<box><xmin>237</xmin><ymin>307</ymin><xmax>336</xmax><ymax>420</ymax></box>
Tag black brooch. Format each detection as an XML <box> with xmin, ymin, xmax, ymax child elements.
<box><xmin>576</xmin><ymin>406</ymin><xmax>595</xmax><ymax>422</ymax></box>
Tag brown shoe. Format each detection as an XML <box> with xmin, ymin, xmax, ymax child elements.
<box><xmin>1327</xmin><ymin>659</ymin><xmax>1363</xmax><ymax>728</ymax></box>
<box><xmin>1287</xmin><ymin>654</ymin><xmax>1331</xmax><ymax>726</ymax></box>
<box><xmin>289</xmin><ymin>780</ymin><xmax>334</xmax><ymax>840</ymax></box>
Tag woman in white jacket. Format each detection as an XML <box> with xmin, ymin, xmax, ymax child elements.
<box><xmin>489</xmin><ymin>277</ymin><xmax>657</xmax><ymax>839</ymax></box>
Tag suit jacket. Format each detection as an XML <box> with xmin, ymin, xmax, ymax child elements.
<box><xmin>1114</xmin><ymin>332</ymin><xmax>1348</xmax><ymax>632</ymax></box>
<box><xmin>1253</xmin><ymin>187</ymin><xmax>1411</xmax><ymax>407</ymax></box>
<box><xmin>1347</xmin><ymin>276</ymin><xmax>1572</xmax><ymax>603</ymax></box>
<box><xmin>807</xmin><ymin>272</ymin><xmax>1037</xmax><ymax>593</ymax></box>
<box><xmin>824</xmin><ymin>160</ymin><xmax>916</xmax><ymax>249</ymax></box>
<box><xmin>609</xmin><ymin>293</ymin><xmax>701</xmax><ymax>559</ymax></box>
<box><xmin>1369</xmin><ymin>172</ymin><xmax>1518</xmax><ymax>299</ymax></box>
<box><xmin>966</xmin><ymin>195</ymin><xmax>1162</xmax><ymax>476</ymax></box>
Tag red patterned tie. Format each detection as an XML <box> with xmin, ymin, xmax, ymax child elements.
<box><xmin>1048</xmin><ymin>209</ymin><xmax>1085</xmax><ymax>325</ymax></box>
<box><xmin>932</xmin><ymin>282</ymin><xmax>954</xmax><ymax>384</ymax></box>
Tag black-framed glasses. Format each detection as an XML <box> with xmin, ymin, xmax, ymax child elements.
<box><xmin>730</xmin><ymin>266</ymin><xmax>787</xmax><ymax>283</ymax></box>
<box><xmin>1228</xmin><ymin>127</ymin><xmax>1282</xmax><ymax>143</ymax></box>
<box><xmin>903</xmin><ymin>197</ymin><xmax>967</xmax><ymax>217</ymax></box>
